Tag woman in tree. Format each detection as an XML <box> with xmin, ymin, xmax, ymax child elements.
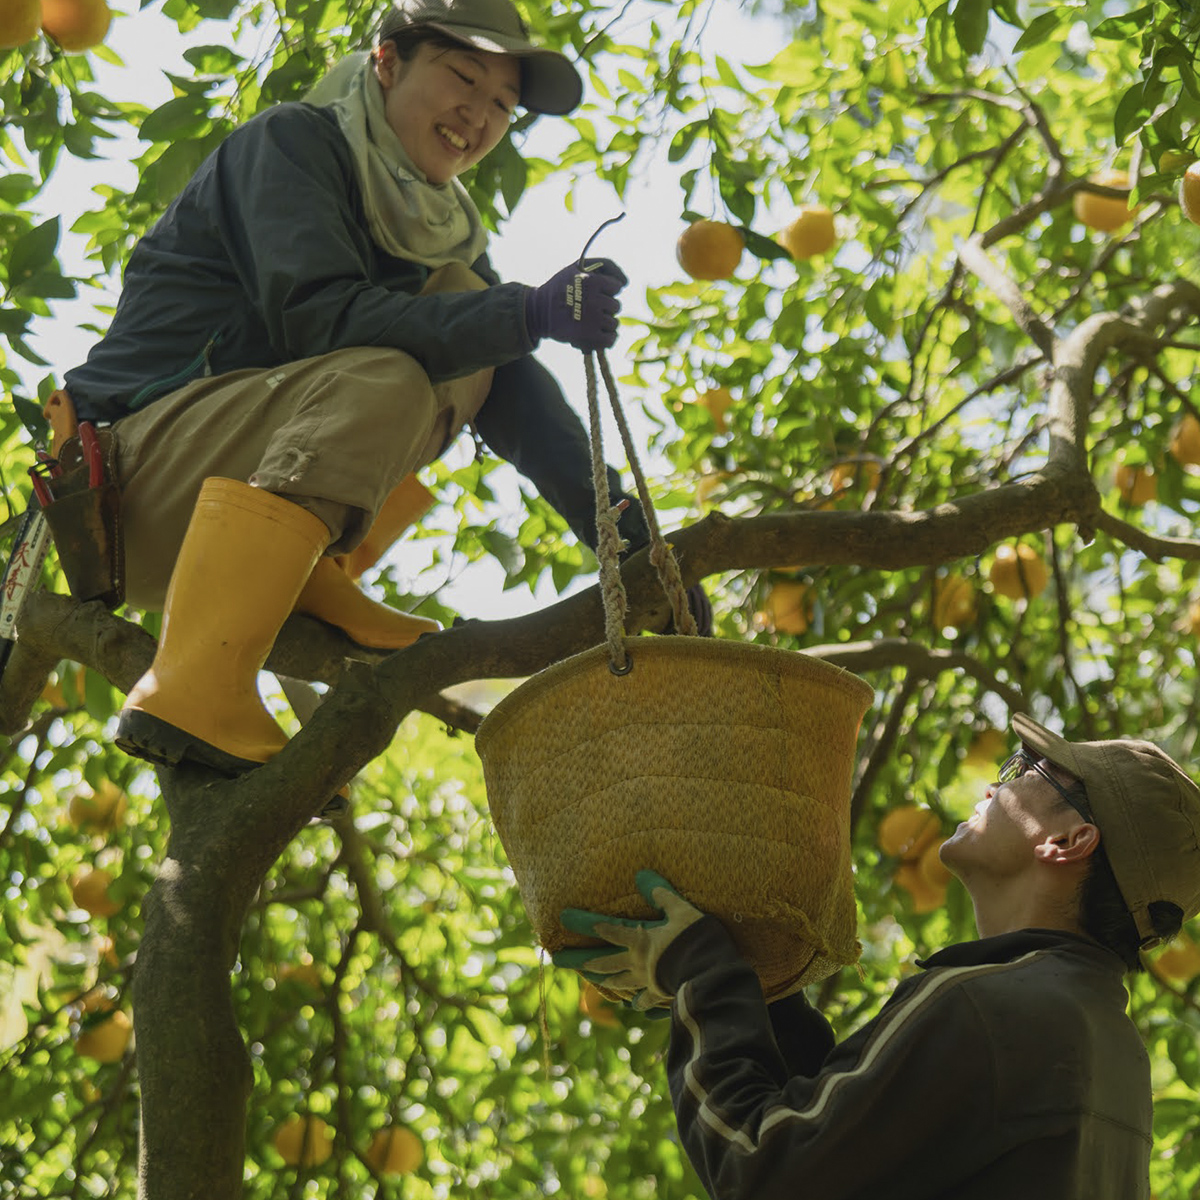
<box><xmin>62</xmin><ymin>0</ymin><xmax>657</xmax><ymax>788</ymax></box>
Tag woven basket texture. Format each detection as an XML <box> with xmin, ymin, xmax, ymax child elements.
<box><xmin>476</xmin><ymin>636</ymin><xmax>874</xmax><ymax>1000</ymax></box>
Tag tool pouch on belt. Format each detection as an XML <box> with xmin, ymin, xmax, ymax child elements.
<box><xmin>40</xmin><ymin>426</ymin><xmax>124</xmax><ymax>609</ymax></box>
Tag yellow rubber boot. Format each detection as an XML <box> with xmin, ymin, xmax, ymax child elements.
<box><xmin>115</xmin><ymin>478</ymin><xmax>330</xmax><ymax>774</ymax></box>
<box><xmin>295</xmin><ymin>473</ymin><xmax>439</xmax><ymax>650</ymax></box>
<box><xmin>336</xmin><ymin>473</ymin><xmax>436</xmax><ymax>581</ymax></box>
<box><xmin>294</xmin><ymin>557</ymin><xmax>440</xmax><ymax>650</ymax></box>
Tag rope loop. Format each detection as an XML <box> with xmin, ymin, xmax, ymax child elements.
<box><xmin>585</xmin><ymin>349</ymin><xmax>698</xmax><ymax>672</ymax></box>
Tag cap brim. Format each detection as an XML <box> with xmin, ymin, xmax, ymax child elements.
<box><xmin>424</xmin><ymin>22</ymin><xmax>583</xmax><ymax>114</ymax></box>
<box><xmin>1011</xmin><ymin>713</ymin><xmax>1086</xmax><ymax>781</ymax></box>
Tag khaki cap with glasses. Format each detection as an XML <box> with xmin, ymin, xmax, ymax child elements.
<box><xmin>1011</xmin><ymin>712</ymin><xmax>1200</xmax><ymax>947</ymax></box>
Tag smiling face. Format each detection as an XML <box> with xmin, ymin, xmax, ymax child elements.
<box><xmin>373</xmin><ymin>38</ymin><xmax>520</xmax><ymax>185</ymax></box>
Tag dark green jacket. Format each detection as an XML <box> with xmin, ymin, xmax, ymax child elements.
<box><xmin>661</xmin><ymin>923</ymin><xmax>1151</xmax><ymax>1199</ymax></box>
<box><xmin>64</xmin><ymin>102</ymin><xmax>647</xmax><ymax>552</ymax></box>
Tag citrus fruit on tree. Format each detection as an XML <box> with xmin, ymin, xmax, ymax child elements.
<box><xmin>697</xmin><ymin>386</ymin><xmax>735</xmax><ymax>433</ymax></box>
<box><xmin>676</xmin><ymin>219</ymin><xmax>744</xmax><ymax>280</ymax></box>
<box><xmin>695</xmin><ymin>471</ymin><xmax>732</xmax><ymax>506</ymax></box>
<box><xmin>1073</xmin><ymin>169</ymin><xmax>1138</xmax><ymax>232</ymax></box>
<box><xmin>1169</xmin><ymin>414</ymin><xmax>1200</xmax><ymax>466</ymax></box>
<box><xmin>877</xmin><ymin>805</ymin><xmax>940</xmax><ymax>859</ymax></box>
<box><xmin>932</xmin><ymin>573</ymin><xmax>977</xmax><ymax>632</ymax></box>
<box><xmin>39</xmin><ymin>0</ymin><xmax>112</xmax><ymax>51</ymax></box>
<box><xmin>75</xmin><ymin>1008</ymin><xmax>131</xmax><ymax>1063</ymax></box>
<box><xmin>1115</xmin><ymin>462</ymin><xmax>1157</xmax><ymax>507</ymax></box>
<box><xmin>918</xmin><ymin>837</ymin><xmax>953</xmax><ymax>889</ymax></box>
<box><xmin>366</xmin><ymin>1125</ymin><xmax>424</xmax><ymax>1176</ymax></box>
<box><xmin>828</xmin><ymin>459</ymin><xmax>881</xmax><ymax>496</ymax></box>
<box><xmin>579</xmin><ymin>981</ymin><xmax>620</xmax><ymax>1028</ymax></box>
<box><xmin>0</xmin><ymin>0</ymin><xmax>40</xmax><ymax>47</ymax></box>
<box><xmin>1180</xmin><ymin>162</ymin><xmax>1200</xmax><ymax>226</ymax></box>
<box><xmin>763</xmin><ymin>580</ymin><xmax>810</xmax><ymax>636</ymax></box>
<box><xmin>987</xmin><ymin>542</ymin><xmax>1049</xmax><ymax>600</ymax></box>
<box><xmin>894</xmin><ymin>860</ymin><xmax>946</xmax><ymax>913</ymax></box>
<box><xmin>963</xmin><ymin>727</ymin><xmax>1007</xmax><ymax>772</ymax></box>
<box><xmin>70</xmin><ymin>866</ymin><xmax>120</xmax><ymax>918</ymax></box>
<box><xmin>276</xmin><ymin>959</ymin><xmax>323</xmax><ymax>991</ymax></box>
<box><xmin>779</xmin><ymin>205</ymin><xmax>837</xmax><ymax>259</ymax></box>
<box><xmin>272</xmin><ymin>1114</ymin><xmax>334</xmax><ymax>1168</ymax></box>
<box><xmin>1152</xmin><ymin>933</ymin><xmax>1200</xmax><ymax>984</ymax></box>
<box><xmin>67</xmin><ymin>779</ymin><xmax>128</xmax><ymax>833</ymax></box>
<box><xmin>1159</xmin><ymin>149</ymin><xmax>1193</xmax><ymax>172</ymax></box>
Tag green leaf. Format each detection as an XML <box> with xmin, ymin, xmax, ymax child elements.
<box><xmin>953</xmin><ymin>0</ymin><xmax>990</xmax><ymax>56</ymax></box>
<box><xmin>1012</xmin><ymin>11</ymin><xmax>1062</xmax><ymax>52</ymax></box>
<box><xmin>10</xmin><ymin>394</ymin><xmax>47</xmax><ymax>444</ymax></box>
<box><xmin>668</xmin><ymin>120</ymin><xmax>705</xmax><ymax>164</ymax></box>
<box><xmin>499</xmin><ymin>145</ymin><xmax>527</xmax><ymax>214</ymax></box>
<box><xmin>1093</xmin><ymin>7</ymin><xmax>1154</xmax><ymax>39</ymax></box>
<box><xmin>0</xmin><ymin>174</ymin><xmax>38</xmax><ymax>205</ymax></box>
<box><xmin>6</xmin><ymin>219</ymin><xmax>60</xmax><ymax>290</ymax></box>
<box><xmin>1114</xmin><ymin>82</ymin><xmax>1147</xmax><ymax>146</ymax></box>
<box><xmin>138</xmin><ymin>95</ymin><xmax>212</xmax><ymax>143</ymax></box>
<box><xmin>742</xmin><ymin>227</ymin><xmax>792</xmax><ymax>262</ymax></box>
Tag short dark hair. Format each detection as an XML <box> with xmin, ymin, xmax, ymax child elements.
<box><xmin>383</xmin><ymin>27</ymin><xmax>473</xmax><ymax>61</ymax></box>
<box><xmin>1077</xmin><ymin>835</ymin><xmax>1183</xmax><ymax>972</ymax></box>
<box><xmin>382</xmin><ymin>27</ymin><xmax>526</xmax><ymax>97</ymax></box>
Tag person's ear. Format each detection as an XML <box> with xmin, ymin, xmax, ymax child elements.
<box><xmin>1034</xmin><ymin>823</ymin><xmax>1100</xmax><ymax>865</ymax></box>
<box><xmin>374</xmin><ymin>40</ymin><xmax>400</xmax><ymax>87</ymax></box>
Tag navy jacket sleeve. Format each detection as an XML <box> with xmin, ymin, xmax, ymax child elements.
<box><xmin>200</xmin><ymin>106</ymin><xmax>531</xmax><ymax>380</ymax></box>
<box><xmin>658</xmin><ymin>918</ymin><xmax>1003</xmax><ymax>1200</ymax></box>
<box><xmin>474</xmin><ymin>353</ymin><xmax>650</xmax><ymax>554</ymax></box>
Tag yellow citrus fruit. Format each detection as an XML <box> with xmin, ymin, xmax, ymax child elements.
<box><xmin>39</xmin><ymin>0</ymin><xmax>112</xmax><ymax>51</ymax></box>
<box><xmin>67</xmin><ymin>779</ymin><xmax>128</xmax><ymax>833</ymax></box>
<box><xmin>273</xmin><ymin>1114</ymin><xmax>333</xmax><ymax>1168</ymax></box>
<box><xmin>75</xmin><ymin>1009</ymin><xmax>131</xmax><ymax>1063</ymax></box>
<box><xmin>365</xmin><ymin>1125</ymin><xmax>424</xmax><ymax>1176</ymax></box>
<box><xmin>277</xmin><ymin>960</ymin><xmax>323</xmax><ymax>991</ymax></box>
<box><xmin>918</xmin><ymin>837</ymin><xmax>953</xmax><ymax>888</ymax></box>
<box><xmin>877</xmin><ymin>806</ymin><xmax>940</xmax><ymax>859</ymax></box>
<box><xmin>894</xmin><ymin>860</ymin><xmax>946</xmax><ymax>913</ymax></box>
<box><xmin>695</xmin><ymin>471</ymin><xmax>731</xmax><ymax>505</ymax></box>
<box><xmin>39</xmin><ymin>664</ymin><xmax>86</xmax><ymax>709</ymax></box>
<box><xmin>1153</xmin><ymin>933</ymin><xmax>1200</xmax><ymax>983</ymax></box>
<box><xmin>1187</xmin><ymin>600</ymin><xmax>1200</xmax><ymax>638</ymax></box>
<box><xmin>1180</xmin><ymin>163</ymin><xmax>1200</xmax><ymax>226</ymax></box>
<box><xmin>1159</xmin><ymin>149</ymin><xmax>1193</xmax><ymax>172</ymax></box>
<box><xmin>964</xmin><ymin>727</ymin><xmax>1007</xmax><ymax>771</ymax></box>
<box><xmin>1115</xmin><ymin>462</ymin><xmax>1157</xmax><ymax>506</ymax></box>
<box><xmin>676</xmin><ymin>220</ymin><xmax>744</xmax><ymax>281</ymax></box>
<box><xmin>764</xmin><ymin>580</ymin><xmax>810</xmax><ymax>636</ymax></box>
<box><xmin>779</xmin><ymin>204</ymin><xmax>837</xmax><ymax>259</ymax></box>
<box><xmin>579</xmin><ymin>981</ymin><xmax>620</xmax><ymax>1028</ymax></box>
<box><xmin>1074</xmin><ymin>169</ymin><xmax>1138</xmax><ymax>232</ymax></box>
<box><xmin>70</xmin><ymin>867</ymin><xmax>120</xmax><ymax>918</ymax></box>
<box><xmin>1169</xmin><ymin>414</ymin><xmax>1200</xmax><ymax>466</ymax></box>
<box><xmin>0</xmin><ymin>0</ymin><xmax>40</xmax><ymax>46</ymax></box>
<box><xmin>932</xmin><ymin>574</ymin><xmax>977</xmax><ymax>631</ymax></box>
<box><xmin>987</xmin><ymin>542</ymin><xmax>1049</xmax><ymax>600</ymax></box>
<box><xmin>697</xmin><ymin>386</ymin><xmax>735</xmax><ymax>433</ymax></box>
<box><xmin>828</xmin><ymin>460</ymin><xmax>881</xmax><ymax>496</ymax></box>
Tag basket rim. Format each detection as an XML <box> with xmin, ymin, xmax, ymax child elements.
<box><xmin>476</xmin><ymin>635</ymin><xmax>875</xmax><ymax>751</ymax></box>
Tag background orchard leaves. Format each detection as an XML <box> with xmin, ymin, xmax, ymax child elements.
<box><xmin>3</xmin><ymin>1</ymin><xmax>1200</xmax><ymax>1198</ymax></box>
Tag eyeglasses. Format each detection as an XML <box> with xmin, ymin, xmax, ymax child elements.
<box><xmin>997</xmin><ymin>747</ymin><xmax>1093</xmax><ymax>821</ymax></box>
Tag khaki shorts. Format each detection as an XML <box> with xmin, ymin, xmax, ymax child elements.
<box><xmin>111</xmin><ymin>265</ymin><xmax>491</xmax><ymax>610</ymax></box>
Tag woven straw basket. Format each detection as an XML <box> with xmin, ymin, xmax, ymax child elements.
<box><xmin>476</xmin><ymin>635</ymin><xmax>874</xmax><ymax>1001</ymax></box>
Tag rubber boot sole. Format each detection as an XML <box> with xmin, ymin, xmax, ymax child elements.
<box><xmin>115</xmin><ymin>709</ymin><xmax>349</xmax><ymax>821</ymax></box>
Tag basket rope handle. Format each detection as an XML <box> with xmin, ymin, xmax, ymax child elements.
<box><xmin>586</xmin><ymin>348</ymin><xmax>698</xmax><ymax>672</ymax></box>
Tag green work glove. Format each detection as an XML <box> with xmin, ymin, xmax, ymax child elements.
<box><xmin>552</xmin><ymin>870</ymin><xmax>705</xmax><ymax>1011</ymax></box>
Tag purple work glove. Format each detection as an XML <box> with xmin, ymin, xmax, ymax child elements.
<box><xmin>524</xmin><ymin>258</ymin><xmax>628</xmax><ymax>351</ymax></box>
